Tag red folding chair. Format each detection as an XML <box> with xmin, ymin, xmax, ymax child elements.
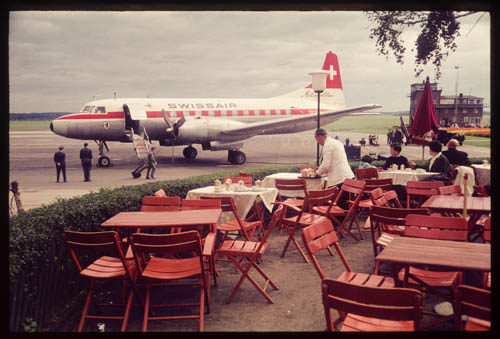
<box><xmin>130</xmin><ymin>231</ymin><xmax>212</xmax><ymax>332</ymax></box>
<box><xmin>398</xmin><ymin>214</ymin><xmax>467</xmax><ymax>325</ymax></box>
<box><xmin>406</xmin><ymin>180</ymin><xmax>444</xmax><ymax>208</ymax></box>
<box><xmin>277</xmin><ymin>187</ymin><xmax>337</xmax><ymax>262</ymax></box>
<box><xmin>324</xmin><ymin>178</ymin><xmax>366</xmax><ymax>241</ymax></box>
<box><xmin>369</xmin><ymin>205</ymin><xmax>430</xmax><ymax>274</ymax></box>
<box><xmin>216</xmin><ymin>204</ymin><xmax>282</xmax><ymax>303</ymax></box>
<box><xmin>62</xmin><ymin>230</ymin><xmax>139</xmax><ymax>332</ymax></box>
<box><xmin>454</xmin><ymin>285</ymin><xmax>491</xmax><ymax>331</ymax></box>
<box><xmin>321</xmin><ymin>278</ymin><xmax>423</xmax><ymax>331</ymax></box>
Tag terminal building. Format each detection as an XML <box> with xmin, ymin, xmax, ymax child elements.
<box><xmin>409</xmin><ymin>81</ymin><xmax>484</xmax><ymax>127</ymax></box>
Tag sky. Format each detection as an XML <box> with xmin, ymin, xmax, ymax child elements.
<box><xmin>8</xmin><ymin>10</ymin><xmax>490</xmax><ymax>113</ymax></box>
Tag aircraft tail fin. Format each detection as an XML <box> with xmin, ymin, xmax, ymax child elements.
<box><xmin>277</xmin><ymin>51</ymin><xmax>345</xmax><ymax>108</ymax></box>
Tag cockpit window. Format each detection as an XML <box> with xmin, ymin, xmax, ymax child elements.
<box><xmin>96</xmin><ymin>106</ymin><xmax>106</xmax><ymax>114</ymax></box>
<box><xmin>81</xmin><ymin>105</ymin><xmax>91</xmax><ymax>112</ymax></box>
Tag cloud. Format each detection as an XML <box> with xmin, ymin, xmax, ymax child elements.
<box><xmin>9</xmin><ymin>11</ymin><xmax>490</xmax><ymax>113</ymax></box>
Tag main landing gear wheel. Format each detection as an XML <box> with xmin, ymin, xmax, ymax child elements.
<box><xmin>183</xmin><ymin>146</ymin><xmax>198</xmax><ymax>159</ymax></box>
<box><xmin>97</xmin><ymin>156</ymin><xmax>112</xmax><ymax>167</ymax></box>
<box><xmin>228</xmin><ymin>150</ymin><xmax>246</xmax><ymax>165</ymax></box>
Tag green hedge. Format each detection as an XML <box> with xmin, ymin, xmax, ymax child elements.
<box><xmin>8</xmin><ymin>164</ymin><xmax>304</xmax><ymax>331</ymax></box>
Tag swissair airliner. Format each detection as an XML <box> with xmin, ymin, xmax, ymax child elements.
<box><xmin>50</xmin><ymin>51</ymin><xmax>381</xmax><ymax>166</ymax></box>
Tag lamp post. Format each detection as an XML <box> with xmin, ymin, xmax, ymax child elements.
<box><xmin>309</xmin><ymin>70</ymin><xmax>329</xmax><ymax>165</ymax></box>
<box><xmin>454</xmin><ymin>65</ymin><xmax>460</xmax><ymax>126</ymax></box>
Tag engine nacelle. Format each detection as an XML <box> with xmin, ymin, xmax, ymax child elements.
<box><xmin>175</xmin><ymin>116</ymin><xmax>246</xmax><ymax>143</ymax></box>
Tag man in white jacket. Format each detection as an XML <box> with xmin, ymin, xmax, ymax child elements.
<box><xmin>314</xmin><ymin>128</ymin><xmax>354</xmax><ymax>209</ymax></box>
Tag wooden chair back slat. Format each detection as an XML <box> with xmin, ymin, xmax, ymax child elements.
<box><xmin>403</xmin><ymin>214</ymin><xmax>468</xmax><ymax>242</ymax></box>
<box><xmin>181</xmin><ymin>199</ymin><xmax>221</xmax><ymax>210</ymax></box>
<box><xmin>438</xmin><ymin>184</ymin><xmax>463</xmax><ymax>196</ymax></box>
<box><xmin>224</xmin><ymin>176</ymin><xmax>253</xmax><ymax>187</ymax></box>
<box><xmin>355</xmin><ymin>167</ymin><xmax>378</xmax><ymax>180</ymax></box>
<box><xmin>364</xmin><ymin>178</ymin><xmax>393</xmax><ymax>191</ymax></box>
<box><xmin>141</xmin><ymin>196</ymin><xmax>181</xmax><ymax>211</ymax></box>
<box><xmin>274</xmin><ymin>178</ymin><xmax>307</xmax><ymax>192</ymax></box>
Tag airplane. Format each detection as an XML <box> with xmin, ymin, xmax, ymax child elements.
<box><xmin>50</xmin><ymin>51</ymin><xmax>381</xmax><ymax>167</ymax></box>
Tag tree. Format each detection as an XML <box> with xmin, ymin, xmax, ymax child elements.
<box><xmin>364</xmin><ymin>11</ymin><xmax>478</xmax><ymax>79</ymax></box>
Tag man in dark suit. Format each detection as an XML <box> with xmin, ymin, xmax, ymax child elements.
<box><xmin>442</xmin><ymin>139</ymin><xmax>471</xmax><ymax>166</ymax></box>
<box><xmin>79</xmin><ymin>143</ymin><xmax>93</xmax><ymax>182</ymax></box>
<box><xmin>426</xmin><ymin>140</ymin><xmax>450</xmax><ymax>175</ymax></box>
<box><xmin>53</xmin><ymin>145</ymin><xmax>66</xmax><ymax>183</ymax></box>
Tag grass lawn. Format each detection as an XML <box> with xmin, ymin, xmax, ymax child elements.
<box><xmin>9</xmin><ymin>120</ymin><xmax>52</xmax><ymax>131</ymax></box>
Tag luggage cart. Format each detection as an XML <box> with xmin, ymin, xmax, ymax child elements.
<box><xmin>131</xmin><ymin>160</ymin><xmax>148</xmax><ymax>178</ymax></box>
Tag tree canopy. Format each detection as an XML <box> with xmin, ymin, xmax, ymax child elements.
<box><xmin>364</xmin><ymin>11</ymin><xmax>479</xmax><ymax>79</ymax></box>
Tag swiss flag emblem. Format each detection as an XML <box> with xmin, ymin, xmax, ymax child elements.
<box><xmin>306</xmin><ymin>51</ymin><xmax>342</xmax><ymax>90</ymax></box>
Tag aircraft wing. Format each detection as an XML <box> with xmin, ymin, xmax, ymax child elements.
<box><xmin>220</xmin><ymin>104</ymin><xmax>381</xmax><ymax>136</ymax></box>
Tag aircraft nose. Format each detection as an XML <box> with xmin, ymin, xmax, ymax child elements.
<box><xmin>50</xmin><ymin>119</ymin><xmax>67</xmax><ymax>137</ymax></box>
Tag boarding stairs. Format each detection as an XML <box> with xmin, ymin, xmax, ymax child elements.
<box><xmin>130</xmin><ymin>127</ymin><xmax>152</xmax><ymax>160</ymax></box>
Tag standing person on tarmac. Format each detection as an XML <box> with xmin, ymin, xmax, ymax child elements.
<box><xmin>314</xmin><ymin>128</ymin><xmax>354</xmax><ymax>209</ymax></box>
<box><xmin>80</xmin><ymin>143</ymin><xmax>93</xmax><ymax>182</ymax></box>
<box><xmin>146</xmin><ymin>146</ymin><xmax>157</xmax><ymax>179</ymax></box>
<box><xmin>53</xmin><ymin>145</ymin><xmax>67</xmax><ymax>183</ymax></box>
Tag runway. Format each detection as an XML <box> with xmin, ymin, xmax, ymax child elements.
<box><xmin>9</xmin><ymin>130</ymin><xmax>491</xmax><ymax>211</ymax></box>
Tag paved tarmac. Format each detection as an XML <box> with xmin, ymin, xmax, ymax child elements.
<box><xmin>9</xmin><ymin>129</ymin><xmax>490</xmax><ymax>212</ymax></box>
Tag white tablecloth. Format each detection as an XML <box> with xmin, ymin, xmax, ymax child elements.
<box><xmin>472</xmin><ymin>164</ymin><xmax>491</xmax><ymax>186</ymax></box>
<box><xmin>186</xmin><ymin>186</ymin><xmax>279</xmax><ymax>224</ymax></box>
<box><xmin>262</xmin><ymin>172</ymin><xmax>324</xmax><ymax>198</ymax></box>
<box><xmin>378</xmin><ymin>170</ymin><xmax>440</xmax><ymax>186</ymax></box>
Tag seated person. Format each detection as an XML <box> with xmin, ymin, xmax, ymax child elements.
<box><xmin>442</xmin><ymin>139</ymin><xmax>471</xmax><ymax>166</ymax></box>
<box><xmin>383</xmin><ymin>143</ymin><xmax>415</xmax><ymax>170</ymax></box>
<box><xmin>359</xmin><ymin>155</ymin><xmax>376</xmax><ymax>169</ymax></box>
<box><xmin>416</xmin><ymin>140</ymin><xmax>450</xmax><ymax>175</ymax></box>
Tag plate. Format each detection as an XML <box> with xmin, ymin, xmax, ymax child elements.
<box><xmin>297</xmin><ymin>175</ymin><xmax>321</xmax><ymax>179</ymax></box>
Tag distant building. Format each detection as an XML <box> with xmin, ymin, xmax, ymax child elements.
<box><xmin>409</xmin><ymin>81</ymin><xmax>484</xmax><ymax>127</ymax></box>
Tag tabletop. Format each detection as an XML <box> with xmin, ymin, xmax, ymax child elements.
<box><xmin>262</xmin><ymin>172</ymin><xmax>325</xmax><ymax>198</ymax></box>
<box><xmin>376</xmin><ymin>235</ymin><xmax>491</xmax><ymax>272</ymax></box>
<box><xmin>421</xmin><ymin>195</ymin><xmax>491</xmax><ymax>213</ymax></box>
<box><xmin>378</xmin><ymin>170</ymin><xmax>439</xmax><ymax>186</ymax></box>
<box><xmin>186</xmin><ymin>186</ymin><xmax>278</xmax><ymax>223</ymax></box>
<box><xmin>101</xmin><ymin>209</ymin><xmax>222</xmax><ymax>232</ymax></box>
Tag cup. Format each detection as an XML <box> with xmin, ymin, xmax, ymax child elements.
<box><xmin>482</xmin><ymin>159</ymin><xmax>489</xmax><ymax>165</ymax></box>
<box><xmin>256</xmin><ymin>180</ymin><xmax>263</xmax><ymax>188</ymax></box>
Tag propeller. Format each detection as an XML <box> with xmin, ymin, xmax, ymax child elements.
<box><xmin>161</xmin><ymin>109</ymin><xmax>178</xmax><ymax>139</ymax></box>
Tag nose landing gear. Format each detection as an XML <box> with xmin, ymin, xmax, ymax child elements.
<box><xmin>95</xmin><ymin>140</ymin><xmax>113</xmax><ymax>167</ymax></box>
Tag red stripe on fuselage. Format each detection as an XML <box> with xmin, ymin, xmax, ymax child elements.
<box><xmin>57</xmin><ymin>108</ymin><xmax>329</xmax><ymax>121</ymax></box>
<box><xmin>56</xmin><ymin>111</ymin><xmax>124</xmax><ymax>120</ymax></box>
